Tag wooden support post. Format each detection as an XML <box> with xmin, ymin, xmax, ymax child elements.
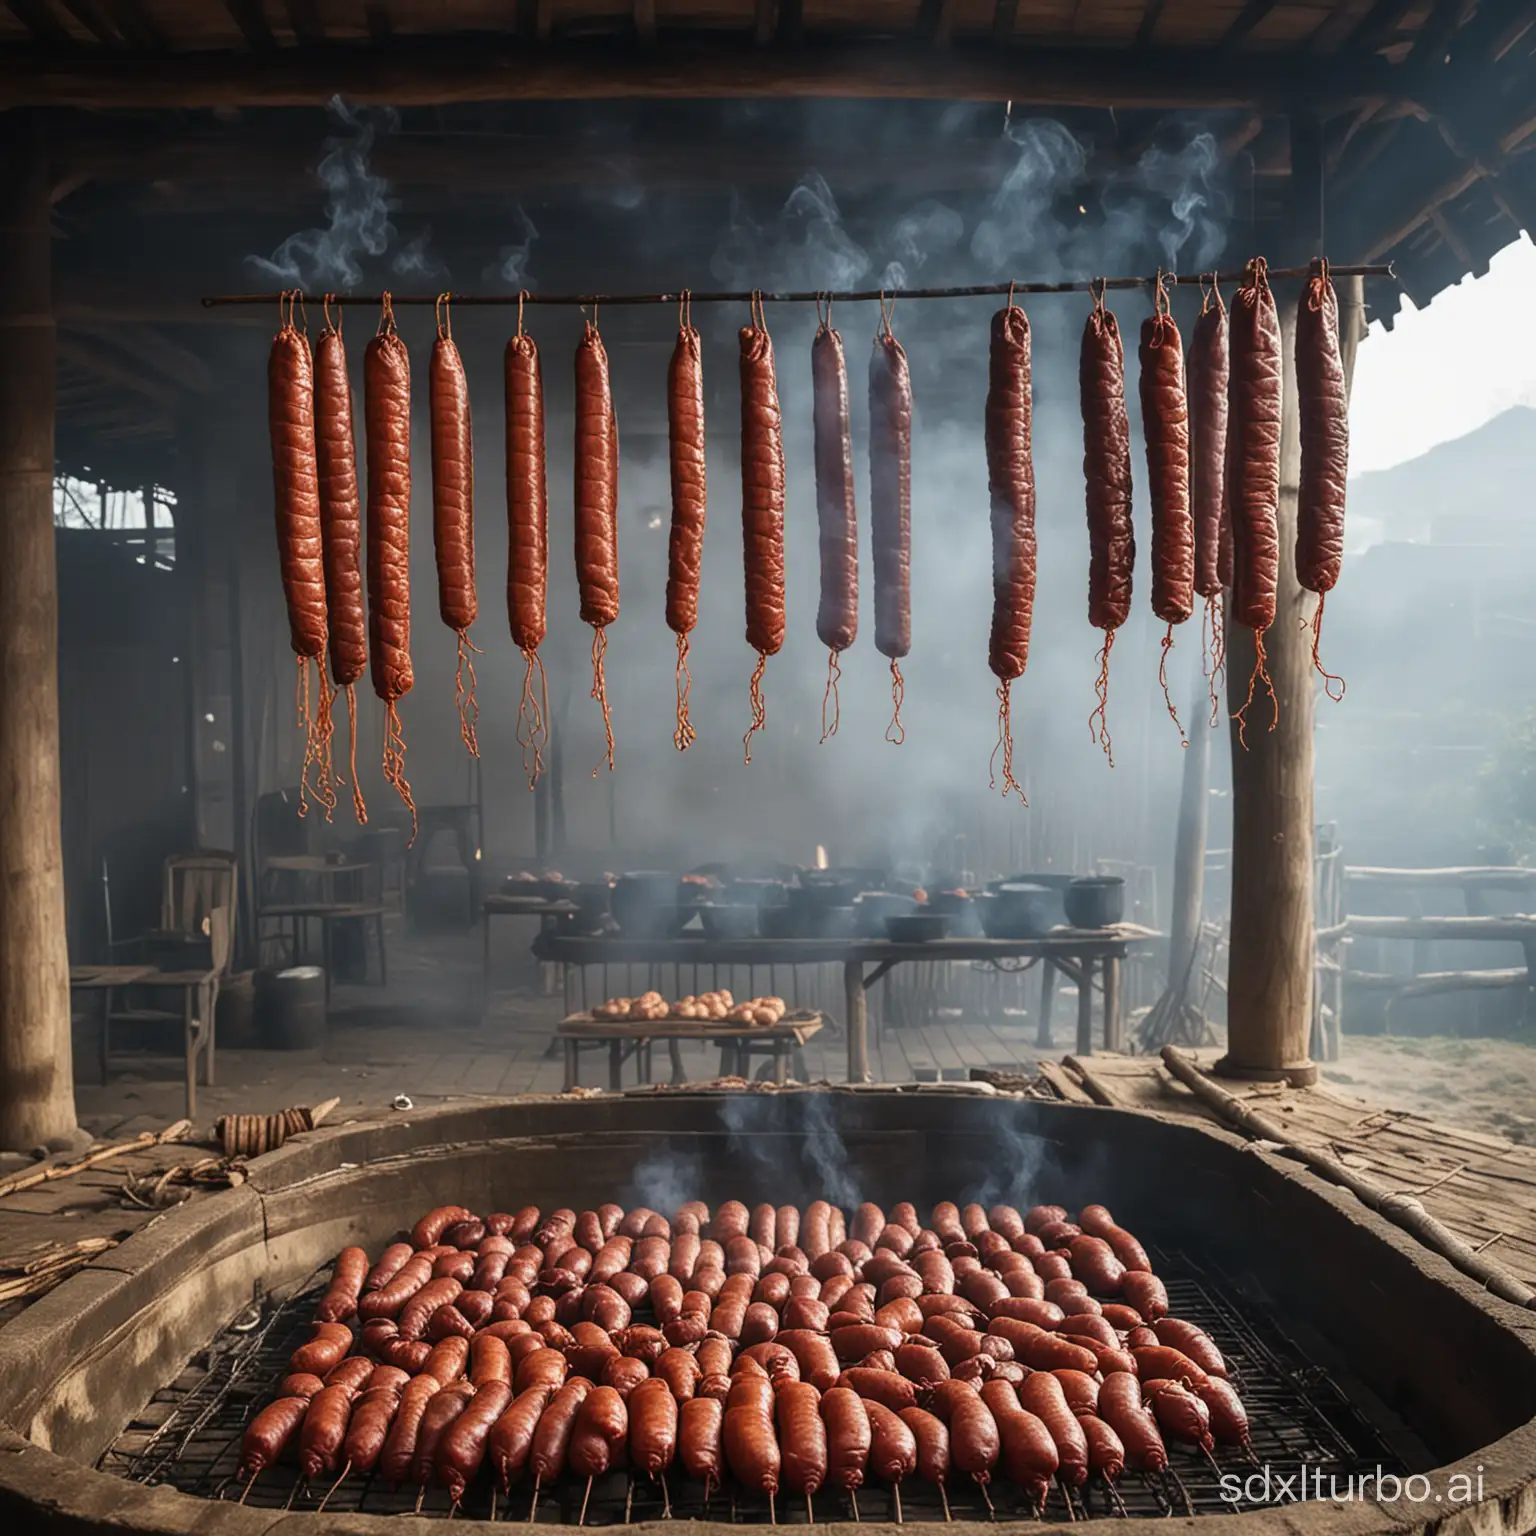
<box><xmin>1075</xmin><ymin>959</ymin><xmax>1094</xmax><ymax>1056</ymax></box>
<box><xmin>0</xmin><ymin>114</ymin><xmax>79</xmax><ymax>1151</ymax></box>
<box><xmin>844</xmin><ymin>958</ymin><xmax>870</xmax><ymax>1083</ymax></box>
<box><xmin>1166</xmin><ymin>656</ymin><xmax>1213</xmax><ymax>991</ymax></box>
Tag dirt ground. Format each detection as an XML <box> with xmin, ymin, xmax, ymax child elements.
<box><xmin>1322</xmin><ymin>1034</ymin><xmax>1536</xmax><ymax>1144</ymax></box>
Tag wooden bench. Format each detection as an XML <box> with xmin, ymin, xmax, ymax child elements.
<box><xmin>555</xmin><ymin>1012</ymin><xmax>825</xmax><ymax>1091</ymax></box>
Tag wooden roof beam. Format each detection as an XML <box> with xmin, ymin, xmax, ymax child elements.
<box><xmin>918</xmin><ymin>0</ymin><xmax>957</xmax><ymax>47</ymax></box>
<box><xmin>283</xmin><ymin>0</ymin><xmax>325</xmax><ymax>45</ymax></box>
<box><xmin>54</xmin><ymin>0</ymin><xmax>122</xmax><ymax>44</ymax></box>
<box><xmin>0</xmin><ymin>38</ymin><xmax>1402</xmax><ymax>110</ymax></box>
<box><xmin>100</xmin><ymin>0</ymin><xmax>162</xmax><ymax>49</ymax></box>
<box><xmin>4</xmin><ymin>0</ymin><xmax>69</xmax><ymax>42</ymax></box>
<box><xmin>1136</xmin><ymin>0</ymin><xmax>1168</xmax><ymax>49</ymax></box>
<box><xmin>1222</xmin><ymin>0</ymin><xmax>1280</xmax><ymax>49</ymax></box>
<box><xmin>221</xmin><ymin>0</ymin><xmax>275</xmax><ymax>50</ymax></box>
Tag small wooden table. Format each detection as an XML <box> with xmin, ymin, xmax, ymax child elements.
<box><xmin>556</xmin><ymin>1011</ymin><xmax>825</xmax><ymax>1091</ymax></box>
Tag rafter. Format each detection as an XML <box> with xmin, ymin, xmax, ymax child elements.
<box><xmin>1136</xmin><ymin>0</ymin><xmax>1167</xmax><ymax>48</ymax></box>
<box><xmin>1340</xmin><ymin>0</ymin><xmax>1417</xmax><ymax>56</ymax></box>
<box><xmin>1405</xmin><ymin>0</ymin><xmax>1464</xmax><ymax>68</ymax></box>
<box><xmin>5</xmin><ymin>0</ymin><xmax>70</xmax><ymax>43</ymax></box>
<box><xmin>282</xmin><ymin>0</ymin><xmax>325</xmax><ymax>45</ymax></box>
<box><xmin>0</xmin><ymin>37</ymin><xmax>1404</xmax><ymax>110</ymax></box>
<box><xmin>1429</xmin><ymin>205</ymin><xmax>1476</xmax><ymax>268</ymax></box>
<box><xmin>100</xmin><ymin>0</ymin><xmax>163</xmax><ymax>49</ymax></box>
<box><xmin>54</xmin><ymin>0</ymin><xmax>122</xmax><ymax>43</ymax></box>
<box><xmin>918</xmin><ymin>0</ymin><xmax>956</xmax><ymax>47</ymax></box>
<box><xmin>1222</xmin><ymin>0</ymin><xmax>1280</xmax><ymax>50</ymax></box>
<box><xmin>220</xmin><ymin>0</ymin><xmax>274</xmax><ymax>50</ymax></box>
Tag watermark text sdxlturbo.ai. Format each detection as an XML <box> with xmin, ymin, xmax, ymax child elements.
<box><xmin>1220</xmin><ymin>1466</ymin><xmax>1484</xmax><ymax>1506</ymax></box>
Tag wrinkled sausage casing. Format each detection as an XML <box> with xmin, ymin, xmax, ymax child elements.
<box><xmin>1138</xmin><ymin>308</ymin><xmax>1194</xmax><ymax>626</ymax></box>
<box><xmin>1295</xmin><ymin>260</ymin><xmax>1349</xmax><ymax>597</ymax></box>
<box><xmin>505</xmin><ymin>333</ymin><xmax>548</xmax><ymax>653</ymax></box>
<box><xmin>430</xmin><ymin>330</ymin><xmax>476</xmax><ymax>634</ymax></box>
<box><xmin>1226</xmin><ymin>259</ymin><xmax>1282</xmax><ymax>633</ymax></box>
<box><xmin>868</xmin><ymin>330</ymin><xmax>912</xmax><ymax>662</ymax></box>
<box><xmin>812</xmin><ymin>325</ymin><xmax>858</xmax><ymax>654</ymax></box>
<box><xmin>364</xmin><ymin>323</ymin><xmax>414</xmax><ymax>702</ymax></box>
<box><xmin>665</xmin><ymin>323</ymin><xmax>707</xmax><ymax>637</ymax></box>
<box><xmin>270</xmin><ymin>320</ymin><xmax>326</xmax><ymax>662</ymax></box>
<box><xmin>739</xmin><ymin>323</ymin><xmax>787</xmax><ymax>657</ymax></box>
<box><xmin>574</xmin><ymin>324</ymin><xmax>620</xmax><ymax>630</ymax></box>
<box><xmin>313</xmin><ymin>325</ymin><xmax>365</xmax><ymax>686</ymax></box>
<box><xmin>1188</xmin><ymin>297</ymin><xmax>1230</xmax><ymax>601</ymax></box>
<box><xmin>1081</xmin><ymin>302</ymin><xmax>1135</xmax><ymax>632</ymax></box>
<box><xmin>985</xmin><ymin>305</ymin><xmax>1036</xmax><ymax>684</ymax></box>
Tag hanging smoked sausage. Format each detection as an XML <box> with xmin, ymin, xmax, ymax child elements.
<box><xmin>1188</xmin><ymin>277</ymin><xmax>1230</xmax><ymax>726</ymax></box>
<box><xmin>869</xmin><ymin>300</ymin><xmax>912</xmax><ymax>745</ymax></box>
<box><xmin>984</xmin><ymin>298</ymin><xmax>1034</xmax><ymax>803</ymax></box>
<box><xmin>506</xmin><ymin>299</ymin><xmax>550</xmax><ymax>788</ymax></box>
<box><xmin>812</xmin><ymin>304</ymin><xmax>857</xmax><ymax>741</ymax></box>
<box><xmin>575</xmin><ymin>319</ymin><xmax>620</xmax><ymax>773</ymax></box>
<box><xmin>666</xmin><ymin>294</ymin><xmax>707</xmax><ymax>751</ymax></box>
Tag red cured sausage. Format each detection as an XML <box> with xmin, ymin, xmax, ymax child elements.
<box><xmin>316</xmin><ymin>1246</ymin><xmax>369</xmax><ymax>1323</ymax></box>
<box><xmin>603</xmin><ymin>1356</ymin><xmax>651</xmax><ymax>1400</ymax></box>
<box><xmin>378</xmin><ymin>1373</ymin><xmax>444</xmax><ymax>1487</ymax></box>
<box><xmin>1080</xmin><ymin>287</ymin><xmax>1135</xmax><ymax>764</ymax></box>
<box><xmin>724</xmin><ymin>1372</ymin><xmax>781</xmax><ymax>1494</ymax></box>
<box><xmin>504</xmin><ymin>320</ymin><xmax>549</xmax><ymax>786</ymax></box>
<box><xmin>1189</xmin><ymin>280</ymin><xmax>1230</xmax><ymax>722</ymax></box>
<box><xmin>836</xmin><ymin>1368</ymin><xmax>916</xmax><ymax>1413</ymax></box>
<box><xmin>574</xmin><ymin>321</ymin><xmax>619</xmax><ymax>772</ymax></box>
<box><xmin>470</xmin><ymin>1333</ymin><xmax>513</xmax><ymax>1388</ymax></box>
<box><xmin>985</xmin><ymin>301</ymin><xmax>1036</xmax><ymax>799</ymax></box>
<box><xmin>628</xmin><ymin>1376</ymin><xmax>679</xmax><ymax>1476</ymax></box>
<box><xmin>1097</xmin><ymin>1373</ymin><xmax>1167</xmax><ymax>1471</ymax></box>
<box><xmin>363</xmin><ymin>1243</ymin><xmax>414</xmax><ymax>1294</ymax></box>
<box><xmin>279</xmin><ymin>1372</ymin><xmax>326</xmax><ymax>1400</ymax></box>
<box><xmin>239</xmin><ymin>1394</ymin><xmax>312</xmax><ymax>1479</ymax></box>
<box><xmin>289</xmin><ymin>1322</ymin><xmax>351</xmax><ymax>1378</ymax></box>
<box><xmin>989</xmin><ymin>1297</ymin><xmax>1061</xmax><ymax>1328</ymax></box>
<box><xmin>322</xmin><ymin>1356</ymin><xmax>375</xmax><ymax>1397</ymax></box>
<box><xmin>863</xmin><ymin>1398</ymin><xmax>917</xmax><ymax>1486</ymax></box>
<box><xmin>438</xmin><ymin>1378</ymin><xmax>512</xmax><ymax>1502</ymax></box>
<box><xmin>1120</xmin><ymin>1271</ymin><xmax>1169</xmax><ymax>1321</ymax></box>
<box><xmin>422</xmin><ymin>1336</ymin><xmax>470</xmax><ymax>1389</ymax></box>
<box><xmin>429</xmin><ymin>300</ymin><xmax>478</xmax><ymax>757</ymax></box>
<box><xmin>1196</xmin><ymin>1377</ymin><xmax>1251</xmax><ymax>1446</ymax></box>
<box><xmin>979</xmin><ymin>1380</ymin><xmax>1058</xmax><ymax>1500</ymax></box>
<box><xmin>1131</xmin><ymin>1345</ymin><xmax>1210</xmax><ymax>1388</ymax></box>
<box><xmin>363</xmin><ymin>296</ymin><xmax>415</xmax><ymax>826</ymax></box>
<box><xmin>655</xmin><ymin>1348</ymin><xmax>702</xmax><ymax>1402</ymax></box>
<box><xmin>1144</xmin><ymin>1378</ymin><xmax>1214</xmax><ymax>1449</ymax></box>
<box><xmin>1296</xmin><ymin>257</ymin><xmax>1349</xmax><ymax>697</ymax></box>
<box><xmin>821</xmin><ymin>1385</ymin><xmax>872</xmax><ymax>1490</ymax></box>
<box><xmin>531</xmin><ymin>1377</ymin><xmax>594</xmax><ymax>1484</ymax></box>
<box><xmin>399</xmin><ymin>1277</ymin><xmax>461</xmax><ymax>1341</ymax></box>
<box><xmin>1139</xmin><ymin>280</ymin><xmax>1194</xmax><ymax>740</ymax></box>
<box><xmin>831</xmin><ymin>1324</ymin><xmax>902</xmax><ymax>1363</ymax></box>
<box><xmin>1017</xmin><ymin>1371</ymin><xmax>1089</xmax><ymax>1485</ymax></box>
<box><xmin>1152</xmin><ymin>1318</ymin><xmax>1227</xmax><ymax>1377</ymax></box>
<box><xmin>413</xmin><ymin>1208</ymin><xmax>475</xmax><ymax>1253</ymax></box>
<box><xmin>1227</xmin><ymin>256</ymin><xmax>1283</xmax><ymax>739</ymax></box>
<box><xmin>487</xmin><ymin>1384</ymin><xmax>552</xmax><ymax>1492</ymax></box>
<box><xmin>515</xmin><ymin>1346</ymin><xmax>569</xmax><ymax>1396</ymax></box>
<box><xmin>896</xmin><ymin>1405</ymin><xmax>948</xmax><ymax>1490</ymax></box>
<box><xmin>779</xmin><ymin>1333</ymin><xmax>839</xmax><ymax>1395</ymax></box>
<box><xmin>343</xmin><ymin>1381</ymin><xmax>406</xmax><ymax>1477</ymax></box>
<box><xmin>410</xmin><ymin>1382</ymin><xmax>475</xmax><ymax>1487</ymax></box>
<box><xmin>666</xmin><ymin>303</ymin><xmax>707</xmax><ymax>750</ymax></box>
<box><xmin>775</xmin><ymin>1379</ymin><xmax>828</xmax><ymax>1495</ymax></box>
<box><xmin>739</xmin><ymin>308</ymin><xmax>786</xmax><ymax>763</ymax></box>
<box><xmin>1068</xmin><ymin>1235</ymin><xmax>1126</xmax><ymax>1295</ymax></box>
<box><xmin>869</xmin><ymin>314</ymin><xmax>912</xmax><ymax>745</ymax></box>
<box><xmin>812</xmin><ymin>317</ymin><xmax>858</xmax><ymax>740</ymax></box>
<box><xmin>1078</xmin><ymin>1413</ymin><xmax>1126</xmax><ymax>1479</ymax></box>
<box><xmin>680</xmin><ymin>1395</ymin><xmax>725</xmax><ymax>1485</ymax></box>
<box><xmin>569</xmin><ymin>1384</ymin><xmax>628</xmax><ymax>1478</ymax></box>
<box><xmin>928</xmin><ymin>1380</ymin><xmax>999</xmax><ymax>1484</ymax></box>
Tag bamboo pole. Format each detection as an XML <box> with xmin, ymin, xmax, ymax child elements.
<box><xmin>1160</xmin><ymin>1045</ymin><xmax>1536</xmax><ymax>1309</ymax></box>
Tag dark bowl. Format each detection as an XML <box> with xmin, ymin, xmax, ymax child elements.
<box><xmin>698</xmin><ymin>903</ymin><xmax>759</xmax><ymax>941</ymax></box>
<box><xmin>886</xmin><ymin>913</ymin><xmax>951</xmax><ymax>944</ymax></box>
<box><xmin>854</xmin><ymin>892</ymin><xmax>918</xmax><ymax>937</ymax></box>
<box><xmin>980</xmin><ymin>883</ymin><xmax>1058</xmax><ymax>940</ymax></box>
<box><xmin>1064</xmin><ymin>876</ymin><xmax>1126</xmax><ymax>930</ymax></box>
<box><xmin>987</xmin><ymin>873</ymin><xmax>1072</xmax><ymax>926</ymax></box>
<box><xmin>808</xmin><ymin>905</ymin><xmax>857</xmax><ymax>940</ymax></box>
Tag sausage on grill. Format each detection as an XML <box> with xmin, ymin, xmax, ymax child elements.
<box><xmin>666</xmin><ymin>296</ymin><xmax>707</xmax><ymax>750</ymax></box>
<box><xmin>1295</xmin><ymin>257</ymin><xmax>1350</xmax><ymax>700</ymax></box>
<box><xmin>363</xmin><ymin>294</ymin><xmax>416</xmax><ymax>834</ymax></box>
<box><xmin>869</xmin><ymin>307</ymin><xmax>912</xmax><ymax>745</ymax></box>
<box><xmin>739</xmin><ymin>301</ymin><xmax>786</xmax><ymax>763</ymax></box>
<box><xmin>812</xmin><ymin>313</ymin><xmax>858</xmax><ymax>740</ymax></box>
<box><xmin>575</xmin><ymin>320</ymin><xmax>620</xmax><ymax>773</ymax></box>
<box><xmin>1139</xmin><ymin>276</ymin><xmax>1194</xmax><ymax>742</ymax></box>
<box><xmin>1080</xmin><ymin>284</ymin><xmax>1134</xmax><ymax>765</ymax></box>
<box><xmin>985</xmin><ymin>300</ymin><xmax>1035</xmax><ymax>802</ymax></box>
<box><xmin>429</xmin><ymin>296</ymin><xmax>479</xmax><ymax>758</ymax></box>
<box><xmin>313</xmin><ymin>302</ymin><xmax>368</xmax><ymax>822</ymax></box>
<box><xmin>1226</xmin><ymin>256</ymin><xmax>1283</xmax><ymax>743</ymax></box>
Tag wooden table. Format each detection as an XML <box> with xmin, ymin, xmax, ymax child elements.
<box><xmin>482</xmin><ymin>894</ymin><xmax>576</xmax><ymax>992</ymax></box>
<box><xmin>72</xmin><ymin>964</ymin><xmax>217</xmax><ymax>1117</ymax></box>
<box><xmin>532</xmin><ymin>931</ymin><xmax>1154</xmax><ymax>1082</ymax></box>
<box><xmin>555</xmin><ymin>1011</ymin><xmax>825</xmax><ymax>1090</ymax></box>
<box><xmin>256</xmin><ymin>901</ymin><xmax>388</xmax><ymax>1003</ymax></box>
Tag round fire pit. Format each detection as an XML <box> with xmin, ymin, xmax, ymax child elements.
<box><xmin>1</xmin><ymin>1087</ymin><xmax>1534</xmax><ymax>1533</ymax></box>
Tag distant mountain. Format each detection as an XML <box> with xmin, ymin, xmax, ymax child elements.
<box><xmin>1347</xmin><ymin>406</ymin><xmax>1536</xmax><ymax>546</ymax></box>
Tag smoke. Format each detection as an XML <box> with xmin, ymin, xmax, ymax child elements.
<box><xmin>391</xmin><ymin>227</ymin><xmax>451</xmax><ymax>286</ymax></box>
<box><xmin>629</xmin><ymin>1144</ymin><xmax>707</xmax><ymax>1215</ymax></box>
<box><xmin>1136</xmin><ymin>133</ymin><xmax>1226</xmax><ymax>273</ymax></box>
<box><xmin>711</xmin><ymin>173</ymin><xmax>873</xmax><ymax>292</ymax></box>
<box><xmin>797</xmin><ymin>1094</ymin><xmax>863</xmax><ymax>1210</ymax></box>
<box><xmin>247</xmin><ymin>99</ymin><xmax>399</xmax><ymax>290</ymax></box>
<box><xmin>882</xmin><ymin>200</ymin><xmax>966</xmax><ymax>291</ymax></box>
<box><xmin>484</xmin><ymin>205</ymin><xmax>541</xmax><ymax>288</ymax></box>
<box><xmin>971</xmin><ymin>118</ymin><xmax>1090</xmax><ymax>277</ymax></box>
<box><xmin>960</xmin><ymin>1117</ymin><xmax>1052</xmax><ymax>1212</ymax></box>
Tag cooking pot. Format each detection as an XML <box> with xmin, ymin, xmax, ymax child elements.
<box><xmin>611</xmin><ymin>872</ymin><xmax>685</xmax><ymax>939</ymax></box>
<box><xmin>1064</xmin><ymin>876</ymin><xmax>1125</xmax><ymax>929</ymax></box>
<box><xmin>854</xmin><ymin>892</ymin><xmax>918</xmax><ymax>937</ymax></box>
<box><xmin>979</xmin><ymin>883</ymin><xmax>1057</xmax><ymax>940</ymax></box>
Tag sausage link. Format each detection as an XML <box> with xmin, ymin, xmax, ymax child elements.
<box><xmin>836</xmin><ymin>1368</ymin><xmax>916</xmax><ymax>1413</ymax></box>
<box><xmin>986</xmin><ymin>303</ymin><xmax>1036</xmax><ymax>683</ymax></box>
<box><xmin>1144</xmin><ymin>1378</ymin><xmax>1214</xmax><ymax>1449</ymax></box>
<box><xmin>379</xmin><ymin>1373</ymin><xmax>445</xmax><ymax>1487</ymax></box>
<box><xmin>812</xmin><ymin>323</ymin><xmax>858</xmax><ymax>654</ymax></box>
<box><xmin>316</xmin><ymin>1247</ymin><xmax>370</xmax><ymax>1323</ymax></box>
<box><xmin>289</xmin><ymin>1322</ymin><xmax>352</xmax><ymax>1378</ymax></box>
<box><xmin>666</xmin><ymin>318</ymin><xmax>707</xmax><ymax>637</ymax></box>
<box><xmin>515</xmin><ymin>1346</ymin><xmax>569</xmax><ymax>1396</ymax></box>
<box><xmin>1068</xmin><ymin>1234</ymin><xmax>1126</xmax><ymax>1295</ymax></box>
<box><xmin>1017</xmin><ymin>1372</ymin><xmax>1089</xmax><ymax>1485</ymax></box>
<box><xmin>739</xmin><ymin>315</ymin><xmax>786</xmax><ymax>759</ymax></box>
<box><xmin>820</xmin><ymin>1385</ymin><xmax>872</xmax><ymax>1490</ymax></box>
<box><xmin>1120</xmin><ymin>1271</ymin><xmax>1169</xmax><ymax>1320</ymax></box>
<box><xmin>412</xmin><ymin>1205</ymin><xmax>474</xmax><ymax>1252</ymax></box>
<box><xmin>1096</xmin><ymin>1373</ymin><xmax>1167</xmax><ymax>1471</ymax></box>
<box><xmin>363</xmin><ymin>307</ymin><xmax>413</xmax><ymax>704</ymax></box>
<box><xmin>1227</xmin><ymin>257</ymin><xmax>1282</xmax><ymax>632</ymax></box>
<box><xmin>411</xmin><ymin>1382</ymin><xmax>476</xmax><ymax>1487</ymax></box>
<box><xmin>343</xmin><ymin>1383</ymin><xmax>405</xmax><ymax>1477</ymax></box>
<box><xmin>869</xmin><ymin>325</ymin><xmax>912</xmax><ymax>665</ymax></box>
<box><xmin>929</xmin><ymin>1381</ymin><xmax>999</xmax><ymax>1484</ymax></box>
<box><xmin>399</xmin><ymin>1277</ymin><xmax>462</xmax><ymax>1341</ymax></box>
<box><xmin>574</xmin><ymin>323</ymin><xmax>620</xmax><ymax>629</ymax></box>
<box><xmin>569</xmin><ymin>1384</ymin><xmax>629</xmax><ymax>1478</ymax></box>
<box><xmin>1195</xmin><ymin>1377</ymin><xmax>1251</xmax><ymax>1446</ymax></box>
<box><xmin>680</xmin><ymin>1394</ymin><xmax>725</xmax><ymax>1485</ymax></box>
<box><xmin>429</xmin><ymin>323</ymin><xmax>476</xmax><ymax>634</ymax></box>
<box><xmin>1077</xmin><ymin>1412</ymin><xmax>1126</xmax><ymax>1479</ymax></box>
<box><xmin>1139</xmin><ymin>301</ymin><xmax>1194</xmax><ymax>626</ymax></box>
<box><xmin>323</xmin><ymin>1356</ymin><xmax>375</xmax><ymax>1397</ymax></box>
<box><xmin>629</xmin><ymin>1375</ymin><xmax>680</xmax><ymax>1476</ymax></box>
<box><xmin>980</xmin><ymin>1380</ymin><xmax>1059</xmax><ymax>1499</ymax></box>
<box><xmin>468</xmin><ymin>1333</ymin><xmax>513</xmax><ymax>1388</ymax></box>
<box><xmin>314</xmin><ymin>321</ymin><xmax>366</xmax><ymax>688</ymax></box>
<box><xmin>1295</xmin><ymin>258</ymin><xmax>1348</xmax><ymax>598</ymax></box>
<box><xmin>488</xmin><ymin>1383</ymin><xmax>553</xmax><ymax>1490</ymax></box>
<box><xmin>364</xmin><ymin>1243</ymin><xmax>415</xmax><ymax>1295</ymax></box>
<box><xmin>239</xmin><ymin>1395</ymin><xmax>312</xmax><ymax>1479</ymax></box>
<box><xmin>775</xmin><ymin>1379</ymin><xmax>828</xmax><ymax>1494</ymax></box>
<box><xmin>1189</xmin><ymin>291</ymin><xmax>1230</xmax><ymax>599</ymax></box>
<box><xmin>862</xmin><ymin>1398</ymin><xmax>917</xmax><ymax>1485</ymax></box>
<box><xmin>270</xmin><ymin>315</ymin><xmax>326</xmax><ymax>661</ymax></box>
<box><xmin>723</xmin><ymin>1376</ymin><xmax>780</xmax><ymax>1494</ymax></box>
<box><xmin>1130</xmin><ymin>1345</ymin><xmax>1210</xmax><ymax>1387</ymax></box>
<box><xmin>506</xmin><ymin>332</ymin><xmax>548</xmax><ymax>773</ymax></box>
<box><xmin>1151</xmin><ymin>1318</ymin><xmax>1226</xmax><ymax>1377</ymax></box>
<box><xmin>1081</xmin><ymin>298</ymin><xmax>1135</xmax><ymax>633</ymax></box>
<box><xmin>531</xmin><ymin>1377</ymin><xmax>594</xmax><ymax>1483</ymax></box>
<box><xmin>438</xmin><ymin>1378</ymin><xmax>513</xmax><ymax>1502</ymax></box>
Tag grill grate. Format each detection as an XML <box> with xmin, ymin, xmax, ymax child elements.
<box><xmin>98</xmin><ymin>1246</ymin><xmax>1407</xmax><ymax>1522</ymax></box>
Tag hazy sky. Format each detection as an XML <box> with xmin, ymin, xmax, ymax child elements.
<box><xmin>1351</xmin><ymin>233</ymin><xmax>1536</xmax><ymax>476</ymax></box>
